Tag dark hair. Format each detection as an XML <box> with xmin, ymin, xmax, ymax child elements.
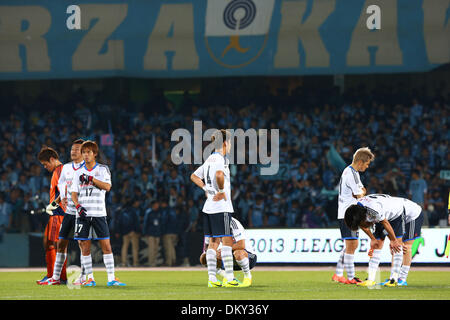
<box><xmin>37</xmin><ymin>146</ymin><xmax>59</xmax><ymax>162</ymax></box>
<box><xmin>211</xmin><ymin>129</ymin><xmax>231</xmax><ymax>149</ymax></box>
<box><xmin>73</xmin><ymin>138</ymin><xmax>85</xmax><ymax>145</ymax></box>
<box><xmin>344</xmin><ymin>205</ymin><xmax>368</xmax><ymax>231</ymax></box>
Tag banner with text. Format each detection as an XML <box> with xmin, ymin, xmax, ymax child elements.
<box><xmin>0</xmin><ymin>0</ymin><xmax>448</xmax><ymax>80</ymax></box>
<box><xmin>246</xmin><ymin>228</ymin><xmax>450</xmax><ymax>263</ymax></box>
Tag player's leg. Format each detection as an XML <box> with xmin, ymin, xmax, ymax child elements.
<box><xmin>45</xmin><ymin>214</ymin><xmax>75</xmax><ymax>284</ymax></box>
<box><xmin>217</xmin><ymin>213</ymin><xmax>239</xmax><ymax>287</ymax></box>
<box><xmin>387</xmin><ymin>242</ymin><xmax>404</xmax><ymax>284</ymax></box>
<box><xmin>99</xmin><ymin>239</ymin><xmax>124</xmax><ymax>285</ymax></box>
<box><xmin>75</xmin><ymin>217</ymin><xmax>96</xmax><ymax>286</ymax></box>
<box><xmin>46</xmin><ymin>217</ymin><xmax>59</xmax><ymax>278</ymax></box>
<box><xmin>203</xmin><ymin>213</ymin><xmax>221</xmax><ymax>287</ymax></box>
<box><xmin>343</xmin><ymin>239</ymin><xmax>360</xmax><ymax>284</ymax></box>
<box><xmin>358</xmin><ymin>238</ymin><xmax>384</xmax><ymax>286</ymax></box>
<box><xmin>38</xmin><ymin>216</ymin><xmax>62</xmax><ymax>284</ymax></box>
<box><xmin>234</xmin><ymin>249</ymin><xmax>252</xmax><ymax>287</ymax></box>
<box><xmin>37</xmin><ymin>223</ymin><xmax>51</xmax><ymax>284</ymax></box>
<box><xmin>334</xmin><ymin>220</ymin><xmax>347</xmax><ymax>281</ymax></box>
<box><xmin>220</xmin><ymin>235</ymin><xmax>239</xmax><ymax>286</ymax></box>
<box><xmin>383</xmin><ymin>216</ymin><xmax>404</xmax><ymax>286</ymax></box>
<box><xmin>45</xmin><ymin>240</ymin><xmax>57</xmax><ymax>280</ymax></box>
<box><xmin>43</xmin><ymin>239</ymin><xmax>69</xmax><ymax>285</ymax></box>
<box><xmin>398</xmin><ymin>240</ymin><xmax>413</xmax><ymax>286</ymax></box>
<box><xmin>334</xmin><ymin>219</ymin><xmax>359</xmax><ymax>284</ymax></box>
<box><xmin>79</xmin><ymin>240</ymin><xmax>96</xmax><ymax>286</ymax></box>
<box><xmin>399</xmin><ymin>211</ymin><xmax>424</xmax><ymax>286</ymax></box>
<box><xmin>95</xmin><ymin>217</ymin><xmax>125</xmax><ymax>286</ymax></box>
<box><xmin>207</xmin><ymin>237</ymin><xmax>221</xmax><ymax>286</ymax></box>
<box><xmin>74</xmin><ymin>240</ymin><xmax>87</xmax><ymax>285</ymax></box>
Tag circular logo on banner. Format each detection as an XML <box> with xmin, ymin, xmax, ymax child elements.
<box><xmin>205</xmin><ymin>0</ymin><xmax>272</xmax><ymax>69</ymax></box>
<box><xmin>223</xmin><ymin>0</ymin><xmax>257</xmax><ymax>30</ymax></box>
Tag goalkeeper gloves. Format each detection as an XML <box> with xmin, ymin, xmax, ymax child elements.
<box><xmin>45</xmin><ymin>201</ymin><xmax>59</xmax><ymax>215</ymax></box>
<box><xmin>76</xmin><ymin>204</ymin><xmax>87</xmax><ymax>219</ymax></box>
<box><xmin>79</xmin><ymin>174</ymin><xmax>93</xmax><ymax>184</ymax></box>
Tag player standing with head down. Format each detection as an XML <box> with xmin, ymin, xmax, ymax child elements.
<box><xmin>70</xmin><ymin>140</ymin><xmax>125</xmax><ymax>287</ymax></box>
<box><xmin>37</xmin><ymin>146</ymin><xmax>68</xmax><ymax>285</ymax></box>
<box><xmin>332</xmin><ymin>147</ymin><xmax>374</xmax><ymax>284</ymax></box>
<box><xmin>191</xmin><ymin>129</ymin><xmax>242</xmax><ymax>287</ymax></box>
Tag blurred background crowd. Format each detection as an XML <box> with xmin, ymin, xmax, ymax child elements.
<box><xmin>0</xmin><ymin>78</ymin><xmax>448</xmax><ymax>266</ymax></box>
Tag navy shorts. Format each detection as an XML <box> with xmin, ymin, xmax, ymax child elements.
<box><xmin>58</xmin><ymin>214</ymin><xmax>76</xmax><ymax>240</ymax></box>
<box><xmin>74</xmin><ymin>216</ymin><xmax>110</xmax><ymax>240</ymax></box>
<box><xmin>203</xmin><ymin>212</ymin><xmax>233</xmax><ymax>238</ymax></box>
<box><xmin>373</xmin><ymin>215</ymin><xmax>403</xmax><ymax>240</ymax></box>
<box><xmin>339</xmin><ymin>219</ymin><xmax>359</xmax><ymax>240</ymax></box>
<box><xmin>403</xmin><ymin>211</ymin><xmax>424</xmax><ymax>242</ymax></box>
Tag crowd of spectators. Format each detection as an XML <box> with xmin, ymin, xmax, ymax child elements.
<box><xmin>0</xmin><ymin>80</ymin><xmax>448</xmax><ymax>266</ymax></box>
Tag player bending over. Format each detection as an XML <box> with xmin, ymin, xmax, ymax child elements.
<box><xmin>70</xmin><ymin>140</ymin><xmax>125</xmax><ymax>287</ymax></box>
<box><xmin>345</xmin><ymin>194</ymin><xmax>422</xmax><ymax>287</ymax></box>
<box><xmin>199</xmin><ymin>217</ymin><xmax>257</xmax><ymax>287</ymax></box>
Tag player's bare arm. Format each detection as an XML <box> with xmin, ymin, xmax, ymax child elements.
<box><xmin>92</xmin><ymin>178</ymin><xmax>111</xmax><ymax>192</ymax></box>
<box><xmin>213</xmin><ymin>170</ymin><xmax>226</xmax><ymax>201</ymax></box>
<box><xmin>360</xmin><ymin>226</ymin><xmax>376</xmax><ymax>241</ymax></box>
<box><xmin>360</xmin><ymin>225</ymin><xmax>381</xmax><ymax>257</ymax></box>
<box><xmin>381</xmin><ymin>219</ymin><xmax>402</xmax><ymax>253</ymax></box>
<box><xmin>71</xmin><ymin>189</ymin><xmax>88</xmax><ymax>218</ymax></box>
<box><xmin>190</xmin><ymin>173</ymin><xmax>206</xmax><ymax>189</ymax></box>
<box><xmin>71</xmin><ymin>192</ymin><xmax>79</xmax><ymax>207</ymax></box>
<box><xmin>190</xmin><ymin>173</ymin><xmax>208</xmax><ymax>198</ymax></box>
<box><xmin>353</xmin><ymin>187</ymin><xmax>367</xmax><ymax>199</ymax></box>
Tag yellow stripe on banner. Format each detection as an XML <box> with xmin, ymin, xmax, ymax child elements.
<box><xmin>445</xmin><ymin>235</ymin><xmax>450</xmax><ymax>258</ymax></box>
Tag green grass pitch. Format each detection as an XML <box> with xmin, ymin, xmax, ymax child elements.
<box><xmin>1</xmin><ymin>270</ymin><xmax>449</xmax><ymax>300</ymax></box>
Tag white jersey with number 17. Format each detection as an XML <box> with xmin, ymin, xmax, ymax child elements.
<box><xmin>193</xmin><ymin>152</ymin><xmax>234</xmax><ymax>214</ymax></box>
<box><xmin>69</xmin><ymin>163</ymin><xmax>111</xmax><ymax>217</ymax></box>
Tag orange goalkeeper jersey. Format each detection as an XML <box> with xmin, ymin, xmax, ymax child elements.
<box><xmin>50</xmin><ymin>164</ymin><xmax>66</xmax><ymax>216</ymax></box>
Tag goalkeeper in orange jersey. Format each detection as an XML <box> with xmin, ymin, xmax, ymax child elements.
<box><xmin>36</xmin><ymin>146</ymin><xmax>67</xmax><ymax>285</ymax></box>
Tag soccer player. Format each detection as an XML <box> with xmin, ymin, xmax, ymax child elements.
<box><xmin>199</xmin><ymin>217</ymin><xmax>257</xmax><ymax>287</ymax></box>
<box><xmin>344</xmin><ymin>194</ymin><xmax>418</xmax><ymax>287</ymax></box>
<box><xmin>37</xmin><ymin>146</ymin><xmax>68</xmax><ymax>285</ymax></box>
<box><xmin>70</xmin><ymin>140</ymin><xmax>125</xmax><ymax>287</ymax></box>
<box><xmin>190</xmin><ymin>129</ymin><xmax>241</xmax><ymax>287</ymax></box>
<box><xmin>332</xmin><ymin>147</ymin><xmax>374</xmax><ymax>284</ymax></box>
<box><xmin>41</xmin><ymin>139</ymin><xmax>86</xmax><ymax>285</ymax></box>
